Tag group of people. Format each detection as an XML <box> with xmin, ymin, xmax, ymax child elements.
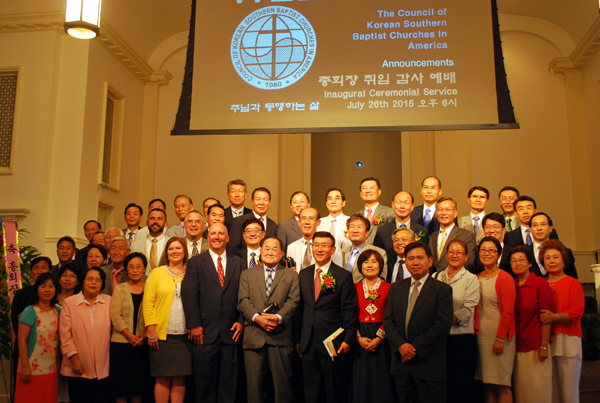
<box><xmin>11</xmin><ymin>177</ymin><xmax>586</xmax><ymax>403</ymax></box>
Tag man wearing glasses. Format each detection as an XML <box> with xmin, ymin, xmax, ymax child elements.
<box><xmin>428</xmin><ymin>197</ymin><xmax>476</xmax><ymax>273</ymax></box>
<box><xmin>498</xmin><ymin>186</ymin><xmax>520</xmax><ymax>232</ymax></box>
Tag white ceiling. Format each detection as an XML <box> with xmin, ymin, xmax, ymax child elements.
<box><xmin>2</xmin><ymin>0</ymin><xmax>598</xmax><ymax>63</ymax></box>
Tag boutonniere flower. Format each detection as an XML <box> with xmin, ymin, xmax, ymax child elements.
<box><xmin>366</xmin><ymin>290</ymin><xmax>380</xmax><ymax>302</ymax></box>
<box><xmin>256</xmin><ymin>257</ymin><xmax>263</xmax><ymax>266</ymax></box>
<box><xmin>372</xmin><ymin>216</ymin><xmax>383</xmax><ymax>225</ymax></box>
<box><xmin>363</xmin><ymin>278</ymin><xmax>382</xmax><ymax>318</ymax></box>
<box><xmin>320</xmin><ymin>273</ymin><xmax>336</xmax><ymax>292</ymax></box>
<box><xmin>344</xmin><ymin>229</ymin><xmax>349</xmax><ymax>238</ymax></box>
<box><xmin>415</xmin><ymin>231</ymin><xmax>426</xmax><ymax>241</ymax></box>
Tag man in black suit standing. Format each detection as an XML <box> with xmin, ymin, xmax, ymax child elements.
<box><xmin>296</xmin><ymin>231</ymin><xmax>358</xmax><ymax>403</ymax></box>
<box><xmin>375</xmin><ymin>190</ymin><xmax>429</xmax><ymax>261</ymax></box>
<box><xmin>386</xmin><ymin>227</ymin><xmax>416</xmax><ymax>284</ymax></box>
<box><xmin>529</xmin><ymin>212</ymin><xmax>577</xmax><ymax>278</ymax></box>
<box><xmin>410</xmin><ymin>176</ymin><xmax>444</xmax><ymax>234</ymax></box>
<box><xmin>383</xmin><ymin>242</ymin><xmax>453</xmax><ymax>403</ymax></box>
<box><xmin>277</xmin><ymin>191</ymin><xmax>310</xmax><ymax>252</ymax></box>
<box><xmin>224</xmin><ymin>179</ymin><xmax>253</xmax><ymax>231</ymax></box>
<box><xmin>229</xmin><ymin>187</ymin><xmax>278</xmax><ymax>253</ymax></box>
<box><xmin>504</xmin><ymin>195</ymin><xmax>560</xmax><ymax>252</ymax></box>
<box><xmin>181</xmin><ymin>222</ymin><xmax>245</xmax><ymax>403</ymax></box>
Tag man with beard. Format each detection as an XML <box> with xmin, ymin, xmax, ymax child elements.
<box><xmin>130</xmin><ymin>208</ymin><xmax>169</xmax><ymax>275</ymax></box>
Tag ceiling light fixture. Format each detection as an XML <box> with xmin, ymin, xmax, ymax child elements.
<box><xmin>64</xmin><ymin>0</ymin><xmax>102</xmax><ymax>39</ymax></box>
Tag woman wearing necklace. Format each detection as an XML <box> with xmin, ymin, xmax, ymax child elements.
<box><xmin>474</xmin><ymin>237</ymin><xmax>516</xmax><ymax>403</ymax></box>
<box><xmin>353</xmin><ymin>249</ymin><xmax>395</xmax><ymax>403</ymax></box>
<box><xmin>510</xmin><ymin>245</ymin><xmax>553</xmax><ymax>403</ymax></box>
<box><xmin>434</xmin><ymin>240</ymin><xmax>480</xmax><ymax>403</ymax></box>
<box><xmin>109</xmin><ymin>252</ymin><xmax>150</xmax><ymax>403</ymax></box>
<box><xmin>538</xmin><ymin>240</ymin><xmax>585</xmax><ymax>403</ymax></box>
<box><xmin>144</xmin><ymin>237</ymin><xmax>193</xmax><ymax>403</ymax></box>
<box><xmin>15</xmin><ymin>273</ymin><xmax>61</xmax><ymax>403</ymax></box>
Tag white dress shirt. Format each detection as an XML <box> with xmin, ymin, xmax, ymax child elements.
<box><xmin>314</xmin><ymin>260</ymin><xmax>332</xmax><ymax>282</ymax></box>
<box><xmin>423</xmin><ymin>204</ymin><xmax>437</xmax><ymax>220</ymax></box>
<box><xmin>246</xmin><ymin>246</ymin><xmax>261</xmax><ymax>268</ymax></box>
<box><xmin>208</xmin><ymin>249</ymin><xmax>227</xmax><ymax>276</ymax></box>
<box><xmin>231</xmin><ymin>207</ymin><xmax>244</xmax><ymax>218</ymax></box>
<box><xmin>437</xmin><ymin>223</ymin><xmax>455</xmax><ymax>249</ymax></box>
<box><xmin>390</xmin><ymin>256</ymin><xmax>410</xmax><ymax>283</ymax></box>
<box><xmin>286</xmin><ymin>238</ymin><xmax>314</xmax><ymax>272</ymax></box>
<box><xmin>144</xmin><ymin>232</ymin><xmax>167</xmax><ymax>276</ymax></box>
<box><xmin>532</xmin><ymin>241</ymin><xmax>547</xmax><ymax>276</ymax></box>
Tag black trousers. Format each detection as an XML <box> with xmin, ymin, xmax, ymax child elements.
<box><xmin>192</xmin><ymin>341</ymin><xmax>238</xmax><ymax>403</ymax></box>
<box><xmin>67</xmin><ymin>376</ymin><xmax>110</xmax><ymax>403</ymax></box>
<box><xmin>301</xmin><ymin>336</ymin><xmax>351</xmax><ymax>403</ymax></box>
<box><xmin>446</xmin><ymin>334</ymin><xmax>479</xmax><ymax>403</ymax></box>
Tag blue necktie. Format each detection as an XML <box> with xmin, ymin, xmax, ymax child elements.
<box><xmin>525</xmin><ymin>228</ymin><xmax>533</xmax><ymax>246</ymax></box>
<box><xmin>424</xmin><ymin>208</ymin><xmax>432</xmax><ymax>227</ymax></box>
<box><xmin>265</xmin><ymin>267</ymin><xmax>275</xmax><ymax>298</ymax></box>
<box><xmin>345</xmin><ymin>249</ymin><xmax>358</xmax><ymax>272</ymax></box>
<box><xmin>473</xmin><ymin>216</ymin><xmax>480</xmax><ymax>235</ymax></box>
<box><xmin>249</xmin><ymin>252</ymin><xmax>256</xmax><ymax>269</ymax></box>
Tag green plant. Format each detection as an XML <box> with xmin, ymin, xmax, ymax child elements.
<box><xmin>581</xmin><ymin>312</ymin><xmax>600</xmax><ymax>362</ymax></box>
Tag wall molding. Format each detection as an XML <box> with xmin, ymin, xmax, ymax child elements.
<box><xmin>550</xmin><ymin>15</ymin><xmax>600</xmax><ymax>73</ymax></box>
<box><xmin>0</xmin><ymin>208</ymin><xmax>30</xmax><ymax>222</ymax></box>
<box><xmin>0</xmin><ymin>12</ymin><xmax>172</xmax><ymax>85</ymax></box>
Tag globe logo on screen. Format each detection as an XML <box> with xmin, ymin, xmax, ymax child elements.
<box><xmin>231</xmin><ymin>7</ymin><xmax>317</xmax><ymax>90</ymax></box>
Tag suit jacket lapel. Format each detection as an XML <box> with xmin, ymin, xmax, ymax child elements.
<box><xmin>204</xmin><ymin>254</ymin><xmax>222</xmax><ymax>288</ymax></box>
<box><xmin>304</xmin><ymin>266</ymin><xmax>316</xmax><ymax>306</ymax></box>
<box><xmin>223</xmin><ymin>254</ymin><xmax>237</xmax><ymax>290</ymax></box>
<box><xmin>255</xmin><ymin>266</ymin><xmax>267</xmax><ymax>304</ymax></box>
<box><xmin>291</xmin><ymin>220</ymin><xmax>302</xmax><ymax>237</ymax></box>
<box><xmin>409</xmin><ymin>277</ymin><xmax>433</xmax><ymax>321</ymax></box>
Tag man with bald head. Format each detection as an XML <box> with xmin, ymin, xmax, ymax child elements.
<box><xmin>410</xmin><ymin>176</ymin><xmax>444</xmax><ymax>234</ymax></box>
<box><xmin>375</xmin><ymin>190</ymin><xmax>428</xmax><ymax>266</ymax></box>
<box><xmin>286</xmin><ymin>207</ymin><xmax>321</xmax><ymax>272</ymax></box>
<box><xmin>182</xmin><ymin>223</ymin><xmax>245</xmax><ymax>403</ymax></box>
<box><xmin>166</xmin><ymin>194</ymin><xmax>194</xmax><ymax>238</ymax></box>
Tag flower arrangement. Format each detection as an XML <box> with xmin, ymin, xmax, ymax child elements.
<box><xmin>320</xmin><ymin>273</ymin><xmax>336</xmax><ymax>292</ymax></box>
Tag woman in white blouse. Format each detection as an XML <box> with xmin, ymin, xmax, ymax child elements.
<box><xmin>434</xmin><ymin>239</ymin><xmax>480</xmax><ymax>403</ymax></box>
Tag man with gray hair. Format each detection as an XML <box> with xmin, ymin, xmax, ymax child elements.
<box><xmin>388</xmin><ymin>227</ymin><xmax>416</xmax><ymax>283</ymax></box>
<box><xmin>184</xmin><ymin>210</ymin><xmax>209</xmax><ymax>258</ymax></box>
<box><xmin>101</xmin><ymin>236</ymin><xmax>131</xmax><ymax>296</ymax></box>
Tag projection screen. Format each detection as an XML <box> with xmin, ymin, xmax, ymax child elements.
<box><xmin>171</xmin><ymin>0</ymin><xmax>518</xmax><ymax>135</ymax></box>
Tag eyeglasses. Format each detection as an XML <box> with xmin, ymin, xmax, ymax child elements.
<box><xmin>244</xmin><ymin>228</ymin><xmax>263</xmax><ymax>235</ymax></box>
<box><xmin>531</xmin><ymin>223</ymin><xmax>549</xmax><ymax>229</ymax></box>
<box><xmin>447</xmin><ymin>251</ymin><xmax>465</xmax><ymax>257</ymax></box>
<box><xmin>484</xmin><ymin>224</ymin><xmax>503</xmax><ymax>231</ymax></box>
<box><xmin>300</xmin><ymin>217</ymin><xmax>317</xmax><ymax>223</ymax></box>
<box><xmin>86</xmin><ymin>277</ymin><xmax>102</xmax><ymax>283</ymax></box>
<box><xmin>480</xmin><ymin>248</ymin><xmax>498</xmax><ymax>255</ymax></box>
<box><xmin>437</xmin><ymin>208</ymin><xmax>455</xmax><ymax>213</ymax></box>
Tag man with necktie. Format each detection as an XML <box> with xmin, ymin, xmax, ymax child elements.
<box><xmin>183</xmin><ymin>210</ymin><xmax>208</xmax><ymax>258</ymax></box>
<box><xmin>237</xmin><ymin>237</ymin><xmax>300</xmax><ymax>403</ymax></box>
<box><xmin>458</xmin><ymin>186</ymin><xmax>490</xmax><ymax>243</ymax></box>
<box><xmin>387</xmin><ymin>227</ymin><xmax>416</xmax><ymax>284</ymax></box>
<box><xmin>410</xmin><ymin>176</ymin><xmax>444</xmax><ymax>234</ymax></box>
<box><xmin>286</xmin><ymin>207</ymin><xmax>321</xmax><ymax>272</ymax></box>
<box><xmin>341</xmin><ymin>214</ymin><xmax>387</xmax><ymax>283</ymax></box>
<box><xmin>235</xmin><ymin>217</ymin><xmax>266</xmax><ymax>269</ymax></box>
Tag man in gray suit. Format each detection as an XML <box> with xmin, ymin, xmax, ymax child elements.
<box><xmin>277</xmin><ymin>191</ymin><xmax>310</xmax><ymax>252</ymax></box>
<box><xmin>184</xmin><ymin>210</ymin><xmax>209</xmax><ymax>257</ymax></box>
<box><xmin>238</xmin><ymin>237</ymin><xmax>300</xmax><ymax>403</ymax></box>
<box><xmin>165</xmin><ymin>194</ymin><xmax>194</xmax><ymax>238</ymax></box>
<box><xmin>341</xmin><ymin>214</ymin><xmax>387</xmax><ymax>283</ymax></box>
<box><xmin>130</xmin><ymin>208</ymin><xmax>169</xmax><ymax>275</ymax></box>
<box><xmin>457</xmin><ymin>186</ymin><xmax>489</xmax><ymax>243</ymax></box>
<box><xmin>354</xmin><ymin>177</ymin><xmax>395</xmax><ymax>245</ymax></box>
<box><xmin>429</xmin><ymin>197</ymin><xmax>476</xmax><ymax>272</ymax></box>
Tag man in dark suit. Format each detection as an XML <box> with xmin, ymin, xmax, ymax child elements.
<box><xmin>296</xmin><ymin>231</ymin><xmax>358</xmax><ymax>403</ymax></box>
<box><xmin>375</xmin><ymin>190</ymin><xmax>429</xmax><ymax>263</ymax></box>
<box><xmin>238</xmin><ymin>236</ymin><xmax>300</xmax><ymax>403</ymax></box>
<box><xmin>235</xmin><ymin>217</ymin><xmax>266</xmax><ymax>269</ymax></box>
<box><xmin>383</xmin><ymin>242</ymin><xmax>453</xmax><ymax>403</ymax></box>
<box><xmin>504</xmin><ymin>195</ymin><xmax>559</xmax><ymax>252</ymax></box>
<box><xmin>74</xmin><ymin>220</ymin><xmax>103</xmax><ymax>269</ymax></box>
<box><xmin>386</xmin><ymin>227</ymin><xmax>416</xmax><ymax>284</ymax></box>
<box><xmin>354</xmin><ymin>177</ymin><xmax>395</xmax><ymax>245</ymax></box>
<box><xmin>52</xmin><ymin>236</ymin><xmax>76</xmax><ymax>282</ymax></box>
<box><xmin>277</xmin><ymin>191</ymin><xmax>310</xmax><ymax>252</ymax></box>
<box><xmin>181</xmin><ymin>222</ymin><xmax>245</xmax><ymax>403</ymax></box>
<box><xmin>529</xmin><ymin>212</ymin><xmax>577</xmax><ymax>278</ymax></box>
<box><xmin>429</xmin><ymin>197</ymin><xmax>476</xmax><ymax>272</ymax></box>
<box><xmin>229</xmin><ymin>187</ymin><xmax>278</xmax><ymax>253</ymax></box>
<box><xmin>410</xmin><ymin>176</ymin><xmax>444</xmax><ymax>234</ymax></box>
<box><xmin>123</xmin><ymin>203</ymin><xmax>143</xmax><ymax>243</ymax></box>
<box><xmin>224</xmin><ymin>179</ymin><xmax>253</xmax><ymax>231</ymax></box>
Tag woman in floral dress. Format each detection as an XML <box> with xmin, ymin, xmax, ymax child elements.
<box><xmin>16</xmin><ymin>272</ymin><xmax>61</xmax><ymax>403</ymax></box>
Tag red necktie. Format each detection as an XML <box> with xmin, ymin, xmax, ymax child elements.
<box><xmin>217</xmin><ymin>256</ymin><xmax>225</xmax><ymax>288</ymax></box>
<box><xmin>314</xmin><ymin>268</ymin><xmax>322</xmax><ymax>301</ymax></box>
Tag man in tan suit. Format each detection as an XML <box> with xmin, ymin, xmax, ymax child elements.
<box><xmin>341</xmin><ymin>214</ymin><xmax>387</xmax><ymax>283</ymax></box>
<box><xmin>238</xmin><ymin>237</ymin><xmax>300</xmax><ymax>403</ymax></box>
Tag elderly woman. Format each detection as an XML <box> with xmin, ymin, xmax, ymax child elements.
<box><xmin>86</xmin><ymin>244</ymin><xmax>107</xmax><ymax>268</ymax></box>
<box><xmin>434</xmin><ymin>240</ymin><xmax>480</xmax><ymax>403</ymax></box>
<box><xmin>539</xmin><ymin>240</ymin><xmax>585</xmax><ymax>403</ymax></box>
<box><xmin>144</xmin><ymin>237</ymin><xmax>192</xmax><ymax>403</ymax></box>
<box><xmin>475</xmin><ymin>237</ymin><xmax>516</xmax><ymax>403</ymax></box>
<box><xmin>60</xmin><ymin>266</ymin><xmax>111</xmax><ymax>403</ymax></box>
<box><xmin>110</xmin><ymin>252</ymin><xmax>149</xmax><ymax>403</ymax></box>
<box><xmin>353</xmin><ymin>249</ymin><xmax>395</xmax><ymax>402</ymax></box>
<box><xmin>15</xmin><ymin>273</ymin><xmax>60</xmax><ymax>403</ymax></box>
<box><xmin>510</xmin><ymin>245</ymin><xmax>554</xmax><ymax>403</ymax></box>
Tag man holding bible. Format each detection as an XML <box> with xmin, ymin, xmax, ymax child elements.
<box><xmin>295</xmin><ymin>231</ymin><xmax>358</xmax><ymax>403</ymax></box>
<box><xmin>237</xmin><ymin>237</ymin><xmax>300</xmax><ymax>403</ymax></box>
